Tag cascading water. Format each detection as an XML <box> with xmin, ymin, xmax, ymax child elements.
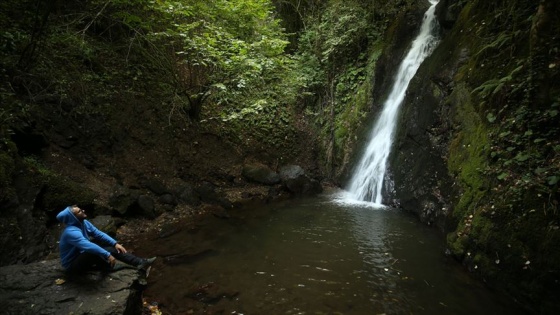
<box><xmin>345</xmin><ymin>0</ymin><xmax>441</xmax><ymax>206</ymax></box>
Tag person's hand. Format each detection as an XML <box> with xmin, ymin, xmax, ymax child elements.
<box><xmin>115</xmin><ymin>243</ymin><xmax>127</xmax><ymax>253</ymax></box>
<box><xmin>108</xmin><ymin>255</ymin><xmax>116</xmax><ymax>268</ymax></box>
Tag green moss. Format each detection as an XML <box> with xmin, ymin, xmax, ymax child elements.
<box><xmin>40</xmin><ymin>175</ymin><xmax>97</xmax><ymax>212</ymax></box>
<box><xmin>472</xmin><ymin>252</ymin><xmax>498</xmax><ymax>277</ymax></box>
<box><xmin>334</xmin><ymin>125</ymin><xmax>348</xmax><ymax>148</ymax></box>
<box><xmin>447</xmin><ymin>230</ymin><xmax>468</xmax><ymax>258</ymax></box>
<box><xmin>445</xmin><ymin>83</ymin><xmax>507</xmax><ymax>286</ymax></box>
<box><xmin>471</xmin><ymin>214</ymin><xmax>493</xmax><ymax>242</ymax></box>
<box><xmin>441</xmin><ymin>4</ymin><xmax>560</xmax><ymax>308</ymax></box>
<box><xmin>23</xmin><ymin>156</ymin><xmax>53</xmax><ymax>177</ymax></box>
<box><xmin>447</xmin><ymin>83</ymin><xmax>490</xmax><ymax>220</ymax></box>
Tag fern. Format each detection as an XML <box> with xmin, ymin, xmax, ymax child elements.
<box><xmin>473</xmin><ymin>65</ymin><xmax>523</xmax><ymax>98</ymax></box>
<box><xmin>475</xmin><ymin>33</ymin><xmax>512</xmax><ymax>57</ymax></box>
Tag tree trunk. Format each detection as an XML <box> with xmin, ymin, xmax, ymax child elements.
<box><xmin>529</xmin><ymin>0</ymin><xmax>558</xmax><ymax>108</ymax></box>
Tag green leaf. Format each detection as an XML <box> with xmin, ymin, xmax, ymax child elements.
<box><xmin>515</xmin><ymin>153</ymin><xmax>530</xmax><ymax>162</ymax></box>
<box><xmin>486</xmin><ymin>113</ymin><xmax>496</xmax><ymax>123</ymax></box>
<box><xmin>535</xmin><ymin>167</ymin><xmax>547</xmax><ymax>174</ymax></box>
<box><xmin>548</xmin><ymin>176</ymin><xmax>559</xmax><ymax>186</ymax></box>
<box><xmin>497</xmin><ymin>173</ymin><xmax>508</xmax><ymax>180</ymax></box>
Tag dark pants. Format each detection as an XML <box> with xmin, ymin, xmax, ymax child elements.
<box><xmin>66</xmin><ymin>246</ymin><xmax>144</xmax><ymax>274</ymax></box>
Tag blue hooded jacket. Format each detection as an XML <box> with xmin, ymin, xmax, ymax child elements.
<box><xmin>56</xmin><ymin>206</ymin><xmax>117</xmax><ymax>269</ymax></box>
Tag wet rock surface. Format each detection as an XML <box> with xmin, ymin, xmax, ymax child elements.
<box><xmin>279</xmin><ymin>164</ymin><xmax>323</xmax><ymax>195</ymax></box>
<box><xmin>388</xmin><ymin>0</ymin><xmax>459</xmax><ymax>229</ymax></box>
<box><xmin>0</xmin><ymin>259</ymin><xmax>145</xmax><ymax>315</ymax></box>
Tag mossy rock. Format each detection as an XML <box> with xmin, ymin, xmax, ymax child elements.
<box><xmin>39</xmin><ymin>175</ymin><xmax>97</xmax><ymax>216</ymax></box>
<box><xmin>446</xmin><ymin>83</ymin><xmax>490</xmax><ymax>220</ymax></box>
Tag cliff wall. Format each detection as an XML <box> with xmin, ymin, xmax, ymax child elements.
<box><xmin>384</xmin><ymin>0</ymin><xmax>559</xmax><ymax>312</ymax></box>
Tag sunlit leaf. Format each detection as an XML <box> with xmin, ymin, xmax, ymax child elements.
<box><xmin>515</xmin><ymin>153</ymin><xmax>529</xmax><ymax>162</ymax></box>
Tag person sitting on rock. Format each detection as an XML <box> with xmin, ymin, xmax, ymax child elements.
<box><xmin>56</xmin><ymin>205</ymin><xmax>156</xmax><ymax>275</ymax></box>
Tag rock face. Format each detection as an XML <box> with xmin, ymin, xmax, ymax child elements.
<box><xmin>378</xmin><ymin>0</ymin><xmax>473</xmax><ymax>229</ymax></box>
<box><xmin>389</xmin><ymin>51</ymin><xmax>456</xmax><ymax>228</ymax></box>
<box><xmin>0</xmin><ymin>260</ymin><xmax>144</xmax><ymax>315</ymax></box>
<box><xmin>242</xmin><ymin>163</ymin><xmax>323</xmax><ymax>196</ymax></box>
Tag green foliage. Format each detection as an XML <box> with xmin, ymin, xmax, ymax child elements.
<box><xmin>214</xmin><ymin>97</ymin><xmax>296</xmax><ymax>148</ymax></box>
<box><xmin>289</xmin><ymin>0</ymin><xmax>423</xmax><ymax>175</ymax></box>
<box><xmin>292</xmin><ymin>0</ymin><xmax>393</xmax><ymax>174</ymax></box>
<box><xmin>296</xmin><ymin>0</ymin><xmax>373</xmax><ymax>81</ymax></box>
<box><xmin>475</xmin><ymin>32</ymin><xmax>515</xmax><ymax>58</ymax></box>
<box><xmin>473</xmin><ymin>64</ymin><xmax>523</xmax><ymax>99</ymax></box>
<box><xmin>318</xmin><ymin>3</ymin><xmax>369</xmax><ymax>64</ymax></box>
<box><xmin>23</xmin><ymin>156</ymin><xmax>52</xmax><ymax>177</ymax></box>
<box><xmin>146</xmin><ymin>0</ymin><xmax>295</xmax><ymax>123</ymax></box>
<box><xmin>330</xmin><ymin>48</ymin><xmax>381</xmax><ymax>154</ymax></box>
<box><xmin>445</xmin><ymin>0</ymin><xmax>560</xmax><ymax>307</ymax></box>
<box><xmin>485</xmin><ymin>100</ymin><xmax>560</xmax><ymax>202</ymax></box>
<box><xmin>0</xmin><ymin>0</ymin><xmax>302</xmax><ymax>151</ymax></box>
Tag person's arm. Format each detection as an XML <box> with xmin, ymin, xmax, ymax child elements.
<box><xmin>85</xmin><ymin>221</ymin><xmax>128</xmax><ymax>253</ymax></box>
<box><xmin>65</xmin><ymin>226</ymin><xmax>112</xmax><ymax>259</ymax></box>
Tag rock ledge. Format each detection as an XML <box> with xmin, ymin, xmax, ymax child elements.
<box><xmin>0</xmin><ymin>259</ymin><xmax>145</xmax><ymax>315</ymax></box>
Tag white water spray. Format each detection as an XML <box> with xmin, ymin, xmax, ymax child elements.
<box><xmin>346</xmin><ymin>0</ymin><xmax>440</xmax><ymax>205</ymax></box>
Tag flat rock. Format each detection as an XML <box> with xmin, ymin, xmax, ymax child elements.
<box><xmin>0</xmin><ymin>259</ymin><xmax>145</xmax><ymax>315</ymax></box>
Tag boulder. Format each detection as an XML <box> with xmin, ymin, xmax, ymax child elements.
<box><xmin>137</xmin><ymin>194</ymin><xmax>156</xmax><ymax>219</ymax></box>
<box><xmin>241</xmin><ymin>164</ymin><xmax>280</xmax><ymax>185</ymax></box>
<box><xmin>88</xmin><ymin>215</ymin><xmax>119</xmax><ymax>238</ymax></box>
<box><xmin>0</xmin><ymin>259</ymin><xmax>145</xmax><ymax>315</ymax></box>
<box><xmin>279</xmin><ymin>165</ymin><xmax>323</xmax><ymax>195</ymax></box>
<box><xmin>158</xmin><ymin>193</ymin><xmax>178</xmax><ymax>206</ymax></box>
<box><xmin>195</xmin><ymin>182</ymin><xmax>232</xmax><ymax>209</ymax></box>
<box><xmin>279</xmin><ymin>164</ymin><xmax>305</xmax><ymax>179</ymax></box>
<box><xmin>142</xmin><ymin>178</ymin><xmax>170</xmax><ymax>196</ymax></box>
<box><xmin>108</xmin><ymin>184</ymin><xmax>135</xmax><ymax>215</ymax></box>
<box><xmin>175</xmin><ymin>183</ymin><xmax>201</xmax><ymax>206</ymax></box>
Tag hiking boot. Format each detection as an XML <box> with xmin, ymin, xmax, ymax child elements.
<box><xmin>138</xmin><ymin>257</ymin><xmax>157</xmax><ymax>271</ymax></box>
<box><xmin>111</xmin><ymin>262</ymin><xmax>128</xmax><ymax>272</ymax></box>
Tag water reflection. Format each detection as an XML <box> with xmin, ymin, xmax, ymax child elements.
<box><xmin>134</xmin><ymin>194</ymin><xmax>526</xmax><ymax>314</ymax></box>
<box><xmin>343</xmin><ymin>205</ymin><xmax>406</xmax><ymax>313</ymax></box>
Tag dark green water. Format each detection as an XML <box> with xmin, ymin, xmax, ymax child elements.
<box><xmin>136</xmin><ymin>192</ymin><xmax>527</xmax><ymax>314</ymax></box>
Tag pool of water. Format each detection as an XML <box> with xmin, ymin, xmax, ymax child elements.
<box><xmin>134</xmin><ymin>193</ymin><xmax>526</xmax><ymax>314</ymax></box>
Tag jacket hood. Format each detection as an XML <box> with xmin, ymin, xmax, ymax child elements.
<box><xmin>56</xmin><ymin>206</ymin><xmax>81</xmax><ymax>226</ymax></box>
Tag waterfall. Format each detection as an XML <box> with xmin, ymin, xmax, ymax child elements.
<box><xmin>346</xmin><ymin>0</ymin><xmax>440</xmax><ymax>205</ymax></box>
